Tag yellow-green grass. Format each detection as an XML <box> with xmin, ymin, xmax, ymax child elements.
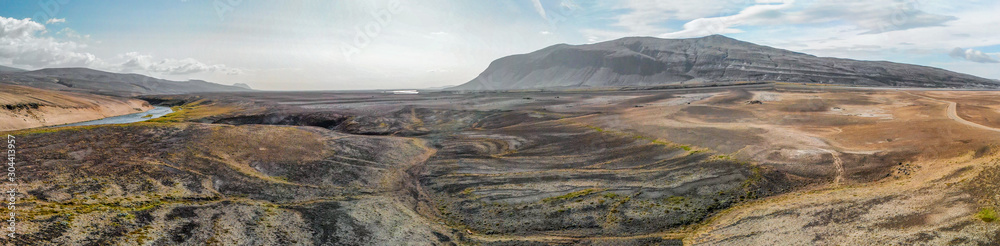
<box><xmin>148</xmin><ymin>100</ymin><xmax>237</xmax><ymax>123</ymax></box>
<box><xmin>542</xmin><ymin>188</ymin><xmax>602</xmax><ymax>203</ymax></box>
<box><xmin>977</xmin><ymin>208</ymin><xmax>997</xmax><ymax>222</ymax></box>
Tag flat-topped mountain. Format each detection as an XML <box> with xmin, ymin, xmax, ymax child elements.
<box><xmin>0</xmin><ymin>67</ymin><xmax>251</xmax><ymax>96</ymax></box>
<box><xmin>452</xmin><ymin>35</ymin><xmax>999</xmax><ymax>90</ymax></box>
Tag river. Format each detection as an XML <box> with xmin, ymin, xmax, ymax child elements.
<box><xmin>60</xmin><ymin>106</ymin><xmax>174</xmax><ymax>127</ymax></box>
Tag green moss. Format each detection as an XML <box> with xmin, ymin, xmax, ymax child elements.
<box><xmin>665</xmin><ymin>196</ymin><xmax>687</xmax><ymax>204</ymax></box>
<box><xmin>603</xmin><ymin>192</ymin><xmax>619</xmax><ymax>199</ymax></box>
<box><xmin>460</xmin><ymin>188</ymin><xmax>475</xmax><ymax>196</ymax></box>
<box><xmin>543</xmin><ymin>188</ymin><xmax>600</xmax><ymax>203</ymax></box>
<box><xmin>977</xmin><ymin>208</ymin><xmax>997</xmax><ymax>222</ymax></box>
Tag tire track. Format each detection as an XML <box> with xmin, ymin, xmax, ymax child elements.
<box><xmin>820</xmin><ymin>149</ymin><xmax>844</xmax><ymax>185</ymax></box>
<box><xmin>905</xmin><ymin>92</ymin><xmax>1000</xmax><ymax>133</ymax></box>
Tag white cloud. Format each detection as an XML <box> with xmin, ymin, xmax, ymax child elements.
<box><xmin>118</xmin><ymin>52</ymin><xmax>243</xmax><ymax>75</ymax></box>
<box><xmin>753</xmin><ymin>1</ymin><xmax>1000</xmax><ymax>60</ymax></box>
<box><xmin>45</xmin><ymin>18</ymin><xmax>65</xmax><ymax>24</ymax></box>
<box><xmin>793</xmin><ymin>0</ymin><xmax>956</xmax><ymax>34</ymax></box>
<box><xmin>0</xmin><ymin>16</ymin><xmax>98</xmax><ymax>68</ymax></box>
<box><xmin>0</xmin><ymin>16</ymin><xmax>243</xmax><ymax>77</ymax></box>
<box><xmin>660</xmin><ymin>2</ymin><xmax>794</xmax><ymax>38</ymax></box>
<box><xmin>658</xmin><ymin>0</ymin><xmax>957</xmax><ymax>39</ymax></box>
<box><xmin>57</xmin><ymin>27</ymin><xmax>90</xmax><ymax>40</ymax></box>
<box><xmin>1</xmin><ymin>16</ymin><xmax>46</xmax><ymax>38</ymax></box>
<box><xmin>583</xmin><ymin>0</ymin><xmax>749</xmax><ymax>40</ymax></box>
<box><xmin>949</xmin><ymin>48</ymin><xmax>998</xmax><ymax>63</ymax></box>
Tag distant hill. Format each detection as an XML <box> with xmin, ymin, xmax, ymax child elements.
<box><xmin>0</xmin><ymin>67</ymin><xmax>251</xmax><ymax>96</ymax></box>
<box><xmin>452</xmin><ymin>35</ymin><xmax>1000</xmax><ymax>90</ymax></box>
<box><xmin>0</xmin><ymin>65</ymin><xmax>26</xmax><ymax>73</ymax></box>
<box><xmin>232</xmin><ymin>83</ymin><xmax>252</xmax><ymax>89</ymax></box>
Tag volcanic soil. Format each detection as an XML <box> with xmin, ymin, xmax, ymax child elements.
<box><xmin>4</xmin><ymin>84</ymin><xmax>1000</xmax><ymax>245</ymax></box>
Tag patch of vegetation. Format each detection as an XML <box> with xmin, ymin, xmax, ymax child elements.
<box><xmin>966</xmin><ymin>164</ymin><xmax>1000</xmax><ymax>210</ymax></box>
<box><xmin>7</xmin><ymin>123</ymin><xmax>106</xmax><ymax>135</ymax></box>
<box><xmin>2</xmin><ymin>102</ymin><xmax>41</xmax><ymax>111</ymax></box>
<box><xmin>586</xmin><ymin>125</ymin><xmax>605</xmax><ymax>132</ymax></box>
<box><xmin>976</xmin><ymin>208</ymin><xmax>997</xmax><ymax>222</ymax></box>
<box><xmin>664</xmin><ymin>196</ymin><xmax>687</xmax><ymax>205</ymax></box>
<box><xmin>973</xmin><ymin>145</ymin><xmax>995</xmax><ymax>158</ymax></box>
<box><xmin>543</xmin><ymin>188</ymin><xmax>600</xmax><ymax>203</ymax></box>
<box><xmin>738</xmin><ymin>165</ymin><xmax>764</xmax><ymax>201</ymax></box>
<box><xmin>148</xmin><ymin>100</ymin><xmax>235</xmax><ymax>123</ymax></box>
<box><xmin>603</xmin><ymin>192</ymin><xmax>620</xmax><ymax>199</ymax></box>
<box><xmin>605</xmin><ymin>195</ymin><xmax>632</xmax><ymax>223</ymax></box>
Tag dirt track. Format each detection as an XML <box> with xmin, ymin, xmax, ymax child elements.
<box><xmin>906</xmin><ymin>91</ymin><xmax>1000</xmax><ymax>133</ymax></box>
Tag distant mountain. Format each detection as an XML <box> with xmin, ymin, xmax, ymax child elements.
<box><xmin>0</xmin><ymin>67</ymin><xmax>251</xmax><ymax>96</ymax></box>
<box><xmin>452</xmin><ymin>35</ymin><xmax>1000</xmax><ymax>90</ymax></box>
<box><xmin>232</xmin><ymin>83</ymin><xmax>253</xmax><ymax>89</ymax></box>
<box><xmin>0</xmin><ymin>65</ymin><xmax>26</xmax><ymax>73</ymax></box>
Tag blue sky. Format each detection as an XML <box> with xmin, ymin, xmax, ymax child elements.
<box><xmin>1</xmin><ymin>0</ymin><xmax>998</xmax><ymax>90</ymax></box>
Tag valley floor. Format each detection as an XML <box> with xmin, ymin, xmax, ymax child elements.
<box><xmin>3</xmin><ymin>84</ymin><xmax>999</xmax><ymax>245</ymax></box>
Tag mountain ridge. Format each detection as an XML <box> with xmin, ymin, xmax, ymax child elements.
<box><xmin>0</xmin><ymin>65</ymin><xmax>26</xmax><ymax>73</ymax></box>
<box><xmin>452</xmin><ymin>35</ymin><xmax>999</xmax><ymax>90</ymax></box>
<box><xmin>0</xmin><ymin>67</ymin><xmax>251</xmax><ymax>96</ymax></box>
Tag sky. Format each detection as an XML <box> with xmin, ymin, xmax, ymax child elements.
<box><xmin>1</xmin><ymin>0</ymin><xmax>999</xmax><ymax>90</ymax></box>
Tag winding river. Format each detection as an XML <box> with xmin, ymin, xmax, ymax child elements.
<box><xmin>60</xmin><ymin>106</ymin><xmax>174</xmax><ymax>127</ymax></box>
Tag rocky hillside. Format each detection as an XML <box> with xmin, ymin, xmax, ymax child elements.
<box><xmin>452</xmin><ymin>35</ymin><xmax>1000</xmax><ymax>90</ymax></box>
<box><xmin>0</xmin><ymin>65</ymin><xmax>26</xmax><ymax>73</ymax></box>
<box><xmin>0</xmin><ymin>67</ymin><xmax>251</xmax><ymax>96</ymax></box>
<box><xmin>0</xmin><ymin>85</ymin><xmax>152</xmax><ymax>131</ymax></box>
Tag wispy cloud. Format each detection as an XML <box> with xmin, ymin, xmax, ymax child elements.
<box><xmin>118</xmin><ymin>52</ymin><xmax>243</xmax><ymax>75</ymax></box>
<box><xmin>660</xmin><ymin>2</ymin><xmax>794</xmax><ymax>38</ymax></box>
<box><xmin>57</xmin><ymin>27</ymin><xmax>90</xmax><ymax>40</ymax></box>
<box><xmin>531</xmin><ymin>0</ymin><xmax>547</xmax><ymax>20</ymax></box>
<box><xmin>582</xmin><ymin>0</ymin><xmax>749</xmax><ymax>41</ymax></box>
<box><xmin>658</xmin><ymin>0</ymin><xmax>957</xmax><ymax>38</ymax></box>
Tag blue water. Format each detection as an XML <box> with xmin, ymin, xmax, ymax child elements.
<box><xmin>60</xmin><ymin>106</ymin><xmax>174</xmax><ymax>127</ymax></box>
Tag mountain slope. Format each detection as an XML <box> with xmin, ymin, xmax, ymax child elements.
<box><xmin>0</xmin><ymin>65</ymin><xmax>26</xmax><ymax>73</ymax></box>
<box><xmin>0</xmin><ymin>67</ymin><xmax>251</xmax><ymax>96</ymax></box>
<box><xmin>452</xmin><ymin>35</ymin><xmax>999</xmax><ymax>90</ymax></box>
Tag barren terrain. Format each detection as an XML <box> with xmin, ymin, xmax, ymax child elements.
<box><xmin>0</xmin><ymin>85</ymin><xmax>153</xmax><ymax>131</ymax></box>
<box><xmin>3</xmin><ymin>84</ymin><xmax>999</xmax><ymax>245</ymax></box>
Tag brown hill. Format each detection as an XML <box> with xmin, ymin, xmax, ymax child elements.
<box><xmin>0</xmin><ymin>84</ymin><xmax>152</xmax><ymax>131</ymax></box>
